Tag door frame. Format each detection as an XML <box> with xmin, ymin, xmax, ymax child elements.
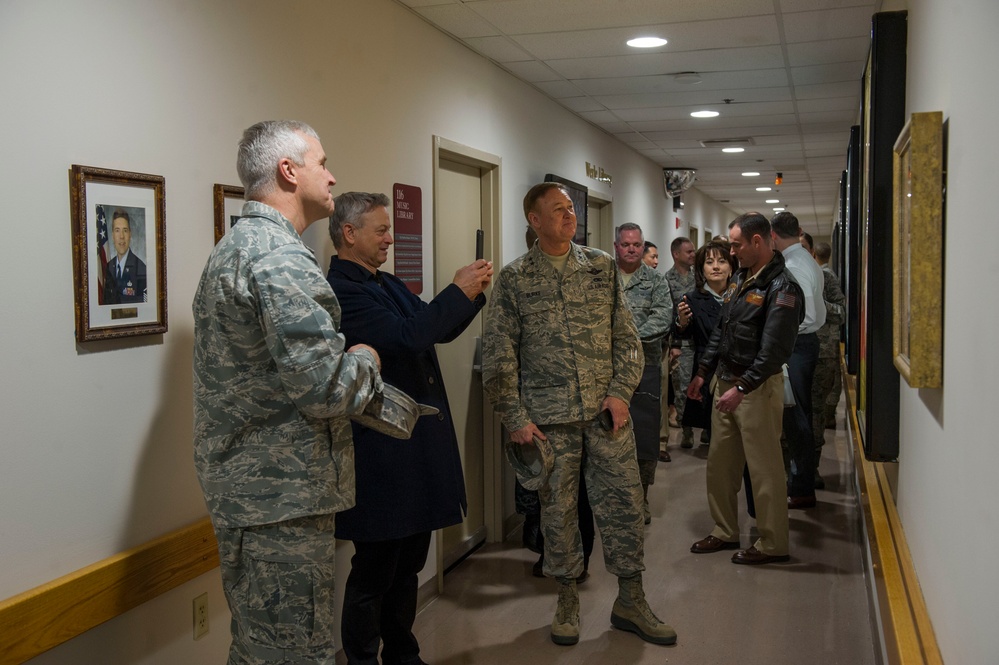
<box><xmin>432</xmin><ymin>136</ymin><xmax>503</xmax><ymax>586</ymax></box>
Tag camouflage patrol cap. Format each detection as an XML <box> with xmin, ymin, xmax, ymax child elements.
<box><xmin>505</xmin><ymin>435</ymin><xmax>554</xmax><ymax>491</ymax></box>
<box><xmin>351</xmin><ymin>382</ymin><xmax>439</xmax><ymax>439</ymax></box>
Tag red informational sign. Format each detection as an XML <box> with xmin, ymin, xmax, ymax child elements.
<box><xmin>392</xmin><ymin>183</ymin><xmax>423</xmax><ymax>294</ymax></box>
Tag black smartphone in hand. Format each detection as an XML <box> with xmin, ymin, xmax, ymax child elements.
<box><xmin>597</xmin><ymin>408</ymin><xmax>614</xmax><ymax>431</ymax></box>
<box><xmin>475</xmin><ymin>229</ymin><xmax>484</xmax><ymax>261</ymax></box>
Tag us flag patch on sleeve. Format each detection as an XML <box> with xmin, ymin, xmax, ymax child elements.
<box><xmin>776</xmin><ymin>290</ymin><xmax>797</xmax><ymax>308</ymax></box>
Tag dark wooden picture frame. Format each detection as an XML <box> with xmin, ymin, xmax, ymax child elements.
<box><xmin>70</xmin><ymin>165</ymin><xmax>167</xmax><ymax>342</ymax></box>
<box><xmin>213</xmin><ymin>183</ymin><xmax>245</xmax><ymax>245</ymax></box>
<box><xmin>892</xmin><ymin>111</ymin><xmax>943</xmax><ymax>388</ymax></box>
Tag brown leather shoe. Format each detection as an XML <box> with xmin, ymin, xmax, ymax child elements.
<box><xmin>690</xmin><ymin>535</ymin><xmax>740</xmax><ymax>553</ymax></box>
<box><xmin>787</xmin><ymin>495</ymin><xmax>817</xmax><ymax>510</ymax></box>
<box><xmin>731</xmin><ymin>546</ymin><xmax>790</xmax><ymax>565</ymax></box>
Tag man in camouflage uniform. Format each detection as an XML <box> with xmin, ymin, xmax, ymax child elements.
<box><xmin>614</xmin><ymin>223</ymin><xmax>674</xmax><ymax>524</ymax></box>
<box><xmin>666</xmin><ymin>237</ymin><xmax>697</xmax><ymax>448</ymax></box>
<box><xmin>483</xmin><ymin>182</ymin><xmax>676</xmax><ymax>647</ymax></box>
<box><xmin>193</xmin><ymin>120</ymin><xmax>382</xmax><ymax>665</ymax></box>
<box><xmin>811</xmin><ymin>241</ymin><xmax>846</xmax><ymax>488</ymax></box>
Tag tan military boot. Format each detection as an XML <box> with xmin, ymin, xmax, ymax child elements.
<box><xmin>610</xmin><ymin>573</ymin><xmax>677</xmax><ymax>645</ymax></box>
<box><xmin>551</xmin><ymin>577</ymin><xmax>580</xmax><ymax>646</ymax></box>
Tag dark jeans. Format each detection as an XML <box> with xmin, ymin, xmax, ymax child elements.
<box><xmin>785</xmin><ymin>332</ymin><xmax>819</xmax><ymax>497</ymax></box>
<box><xmin>341</xmin><ymin>531</ymin><xmax>432</xmax><ymax>665</ymax></box>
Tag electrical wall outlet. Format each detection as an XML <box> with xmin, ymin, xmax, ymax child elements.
<box><xmin>193</xmin><ymin>593</ymin><xmax>209</xmax><ymax>639</ymax></box>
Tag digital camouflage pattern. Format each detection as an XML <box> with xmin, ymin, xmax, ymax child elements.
<box><xmin>536</xmin><ymin>423</ymin><xmax>645</xmax><ymax>578</ymax></box>
<box><xmin>215</xmin><ymin>514</ymin><xmax>337</xmax><ymax>664</ymax></box>
<box><xmin>193</xmin><ymin>201</ymin><xmax>382</xmax><ymax>529</ymax></box>
<box><xmin>621</xmin><ymin>263</ymin><xmax>674</xmax><ymax>366</ymax></box>
<box><xmin>813</xmin><ymin>265</ymin><xmax>847</xmax><ymax>449</ymax></box>
<box><xmin>665</xmin><ymin>266</ymin><xmax>696</xmax><ymax>428</ymax></box>
<box><xmin>482</xmin><ymin>242</ymin><xmax>642</xmax><ymax>432</ymax></box>
<box><xmin>483</xmin><ymin>242</ymin><xmax>644</xmax><ymax>580</ymax></box>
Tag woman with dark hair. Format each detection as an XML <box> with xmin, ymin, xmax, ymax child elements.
<box><xmin>673</xmin><ymin>240</ymin><xmax>738</xmax><ymax>441</ymax></box>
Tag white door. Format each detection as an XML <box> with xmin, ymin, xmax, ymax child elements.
<box><xmin>435</xmin><ymin>158</ymin><xmax>487</xmax><ymax>570</ymax></box>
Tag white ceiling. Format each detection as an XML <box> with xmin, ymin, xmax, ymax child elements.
<box><xmin>394</xmin><ymin>0</ymin><xmax>884</xmax><ymax>236</ymax></box>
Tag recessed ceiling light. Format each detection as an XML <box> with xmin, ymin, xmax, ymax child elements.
<box><xmin>756</xmin><ymin>186</ymin><xmax>772</xmax><ymax>191</ymax></box>
<box><xmin>765</xmin><ymin>199</ymin><xmax>779</xmax><ymax>203</ymax></box>
<box><xmin>742</xmin><ymin>171</ymin><xmax>760</xmax><ymax>177</ymax></box>
<box><xmin>690</xmin><ymin>110</ymin><xmax>719</xmax><ymax>118</ymax></box>
<box><xmin>674</xmin><ymin>72</ymin><xmax>702</xmax><ymax>84</ymax></box>
<box><xmin>722</xmin><ymin>147</ymin><xmax>744</xmax><ymax>153</ymax></box>
<box><xmin>627</xmin><ymin>37</ymin><xmax>667</xmax><ymax>48</ymax></box>
<box><xmin>773</xmin><ymin>207</ymin><xmax>785</xmax><ymax>211</ymax></box>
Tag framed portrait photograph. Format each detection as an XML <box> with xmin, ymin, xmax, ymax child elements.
<box><xmin>892</xmin><ymin>111</ymin><xmax>944</xmax><ymax>388</ymax></box>
<box><xmin>213</xmin><ymin>183</ymin><xmax>245</xmax><ymax>245</ymax></box>
<box><xmin>70</xmin><ymin>165</ymin><xmax>167</xmax><ymax>342</ymax></box>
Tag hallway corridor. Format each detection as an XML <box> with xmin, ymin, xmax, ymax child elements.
<box><xmin>409</xmin><ymin>402</ymin><xmax>876</xmax><ymax>664</ymax></box>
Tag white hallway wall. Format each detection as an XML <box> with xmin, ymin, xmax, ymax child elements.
<box><xmin>895</xmin><ymin>0</ymin><xmax>999</xmax><ymax>663</ymax></box>
<box><xmin>0</xmin><ymin>1</ymin><xmax>706</xmax><ymax>663</ymax></box>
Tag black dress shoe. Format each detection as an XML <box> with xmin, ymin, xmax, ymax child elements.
<box><xmin>787</xmin><ymin>495</ymin><xmax>817</xmax><ymax>510</ymax></box>
<box><xmin>690</xmin><ymin>535</ymin><xmax>740</xmax><ymax>553</ymax></box>
<box><xmin>659</xmin><ymin>449</ymin><xmax>671</xmax><ymax>462</ymax></box>
<box><xmin>731</xmin><ymin>546</ymin><xmax>790</xmax><ymax>565</ymax></box>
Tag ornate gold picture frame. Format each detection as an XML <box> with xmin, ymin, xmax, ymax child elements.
<box><xmin>212</xmin><ymin>183</ymin><xmax>245</xmax><ymax>245</ymax></box>
<box><xmin>70</xmin><ymin>165</ymin><xmax>167</xmax><ymax>342</ymax></box>
<box><xmin>892</xmin><ymin>111</ymin><xmax>943</xmax><ymax>388</ymax></box>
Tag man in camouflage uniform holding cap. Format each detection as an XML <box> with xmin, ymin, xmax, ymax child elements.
<box><xmin>193</xmin><ymin>120</ymin><xmax>382</xmax><ymax>665</ymax></box>
<box><xmin>483</xmin><ymin>182</ymin><xmax>676</xmax><ymax>647</ymax></box>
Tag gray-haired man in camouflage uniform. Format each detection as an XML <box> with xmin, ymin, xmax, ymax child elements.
<box><xmin>614</xmin><ymin>222</ymin><xmax>674</xmax><ymax>524</ymax></box>
<box><xmin>483</xmin><ymin>182</ymin><xmax>676</xmax><ymax>647</ymax></box>
<box><xmin>193</xmin><ymin>120</ymin><xmax>382</xmax><ymax>665</ymax></box>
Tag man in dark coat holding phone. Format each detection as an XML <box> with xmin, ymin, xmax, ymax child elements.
<box><xmin>327</xmin><ymin>191</ymin><xmax>492</xmax><ymax>665</ymax></box>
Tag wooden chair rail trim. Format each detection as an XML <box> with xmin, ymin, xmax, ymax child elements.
<box><xmin>0</xmin><ymin>517</ymin><xmax>219</xmax><ymax>665</ymax></box>
<box><xmin>844</xmin><ymin>371</ymin><xmax>943</xmax><ymax>665</ymax></box>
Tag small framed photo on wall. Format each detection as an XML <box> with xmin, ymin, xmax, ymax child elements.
<box><xmin>213</xmin><ymin>183</ymin><xmax>245</xmax><ymax>245</ymax></box>
<box><xmin>70</xmin><ymin>164</ymin><xmax>167</xmax><ymax>342</ymax></box>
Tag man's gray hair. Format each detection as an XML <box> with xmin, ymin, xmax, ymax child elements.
<box><xmin>615</xmin><ymin>222</ymin><xmax>644</xmax><ymax>242</ymax></box>
<box><xmin>237</xmin><ymin>120</ymin><xmax>319</xmax><ymax>200</ymax></box>
<box><xmin>329</xmin><ymin>191</ymin><xmax>391</xmax><ymax>250</ymax></box>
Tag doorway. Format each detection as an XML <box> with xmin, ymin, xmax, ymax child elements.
<box><xmin>432</xmin><ymin>137</ymin><xmax>502</xmax><ymax>579</ymax></box>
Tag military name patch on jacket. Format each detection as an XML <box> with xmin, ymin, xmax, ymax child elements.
<box><xmin>520</xmin><ymin>287</ymin><xmax>556</xmax><ymax>303</ymax></box>
<box><xmin>775</xmin><ymin>290</ymin><xmax>797</xmax><ymax>308</ymax></box>
<box><xmin>745</xmin><ymin>291</ymin><xmax>765</xmax><ymax>306</ymax></box>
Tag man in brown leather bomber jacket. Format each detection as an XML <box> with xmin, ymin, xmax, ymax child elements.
<box><xmin>686</xmin><ymin>212</ymin><xmax>804</xmax><ymax>566</ymax></box>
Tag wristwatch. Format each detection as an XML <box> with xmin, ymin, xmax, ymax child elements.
<box><xmin>736</xmin><ymin>385</ymin><xmax>746</xmax><ymax>394</ymax></box>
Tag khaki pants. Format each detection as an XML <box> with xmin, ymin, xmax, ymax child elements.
<box><xmin>706</xmin><ymin>374</ymin><xmax>789</xmax><ymax>556</ymax></box>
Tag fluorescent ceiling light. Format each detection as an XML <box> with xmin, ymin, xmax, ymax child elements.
<box><xmin>756</xmin><ymin>187</ymin><xmax>772</xmax><ymax>191</ymax></box>
<box><xmin>773</xmin><ymin>207</ymin><xmax>785</xmax><ymax>211</ymax></box>
<box><xmin>765</xmin><ymin>199</ymin><xmax>779</xmax><ymax>203</ymax></box>
<box><xmin>742</xmin><ymin>171</ymin><xmax>760</xmax><ymax>177</ymax></box>
<box><xmin>690</xmin><ymin>110</ymin><xmax>719</xmax><ymax>118</ymax></box>
<box><xmin>722</xmin><ymin>147</ymin><xmax>744</xmax><ymax>153</ymax></box>
<box><xmin>627</xmin><ymin>37</ymin><xmax>667</xmax><ymax>48</ymax></box>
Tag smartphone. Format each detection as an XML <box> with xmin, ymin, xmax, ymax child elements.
<box><xmin>475</xmin><ymin>229</ymin><xmax>484</xmax><ymax>261</ymax></box>
<box><xmin>597</xmin><ymin>408</ymin><xmax>614</xmax><ymax>431</ymax></box>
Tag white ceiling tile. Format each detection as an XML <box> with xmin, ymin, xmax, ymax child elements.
<box><xmin>787</xmin><ymin>36</ymin><xmax>871</xmax><ymax>67</ymax></box>
<box><xmin>502</xmin><ymin>60</ymin><xmax>562</xmax><ymax>82</ymax></box>
<box><xmin>414</xmin><ymin>4</ymin><xmax>501</xmax><ymax>38</ymax></box>
<box><xmin>464</xmin><ymin>35</ymin><xmax>534</xmax><ymax>62</ymax></box>
<box><xmin>549</xmin><ymin>45</ymin><xmax>785</xmax><ymax>80</ymax></box>
<box><xmin>782</xmin><ymin>6</ymin><xmax>876</xmax><ymax>42</ymax></box>
<box><xmin>796</xmin><ymin>96</ymin><xmax>859</xmax><ymax>114</ymax></box>
<box><xmin>462</xmin><ymin>0</ymin><xmax>775</xmax><ymax>34</ymax></box>
<box><xmin>792</xmin><ymin>61</ymin><xmax>866</xmax><ymax>85</ymax></box>
<box><xmin>793</xmin><ymin>81</ymin><xmax>861</xmax><ymax>100</ymax></box>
